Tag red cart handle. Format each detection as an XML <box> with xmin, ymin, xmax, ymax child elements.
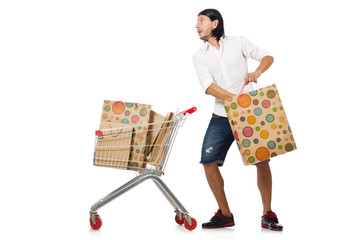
<box><xmin>95</xmin><ymin>130</ymin><xmax>103</xmax><ymax>136</ymax></box>
<box><xmin>177</xmin><ymin>107</ymin><xmax>197</xmax><ymax>116</ymax></box>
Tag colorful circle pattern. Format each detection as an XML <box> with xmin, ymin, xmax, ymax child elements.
<box><xmin>101</xmin><ymin>100</ymin><xmax>152</xmax><ymax>169</ymax></box>
<box><xmin>102</xmin><ymin>100</ymin><xmax>150</xmax><ymax>126</ymax></box>
<box><xmin>225</xmin><ymin>84</ymin><xmax>296</xmax><ymax>165</ymax></box>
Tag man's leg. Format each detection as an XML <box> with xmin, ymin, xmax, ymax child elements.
<box><xmin>257</xmin><ymin>162</ymin><xmax>283</xmax><ymax>230</ymax></box>
<box><xmin>256</xmin><ymin>162</ymin><xmax>272</xmax><ymax>215</ymax></box>
<box><xmin>200</xmin><ymin>114</ymin><xmax>235</xmax><ymax>228</ymax></box>
<box><xmin>203</xmin><ymin>163</ymin><xmax>232</xmax><ymax>217</ymax></box>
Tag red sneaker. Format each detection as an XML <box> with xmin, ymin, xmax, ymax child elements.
<box><xmin>261</xmin><ymin>211</ymin><xmax>283</xmax><ymax>231</ymax></box>
<box><xmin>202</xmin><ymin>210</ymin><xmax>235</xmax><ymax>229</ymax></box>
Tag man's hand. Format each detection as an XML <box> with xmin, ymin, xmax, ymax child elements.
<box><xmin>245</xmin><ymin>56</ymin><xmax>274</xmax><ymax>84</ymax></box>
<box><xmin>245</xmin><ymin>70</ymin><xmax>262</xmax><ymax>84</ymax></box>
<box><xmin>226</xmin><ymin>93</ymin><xmax>238</xmax><ymax>101</ymax></box>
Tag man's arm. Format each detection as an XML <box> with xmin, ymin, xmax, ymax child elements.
<box><xmin>206</xmin><ymin>83</ymin><xmax>236</xmax><ymax>101</ymax></box>
<box><xmin>245</xmin><ymin>55</ymin><xmax>274</xmax><ymax>83</ymax></box>
<box><xmin>206</xmin><ymin>56</ymin><xmax>274</xmax><ymax>100</ymax></box>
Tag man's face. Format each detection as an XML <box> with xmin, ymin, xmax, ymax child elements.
<box><xmin>195</xmin><ymin>15</ymin><xmax>216</xmax><ymax>41</ymax></box>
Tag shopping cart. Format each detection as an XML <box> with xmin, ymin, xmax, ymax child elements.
<box><xmin>89</xmin><ymin>107</ymin><xmax>197</xmax><ymax>231</ymax></box>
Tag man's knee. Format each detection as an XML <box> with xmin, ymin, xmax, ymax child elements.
<box><xmin>203</xmin><ymin>163</ymin><xmax>219</xmax><ymax>173</ymax></box>
<box><xmin>256</xmin><ymin>161</ymin><xmax>270</xmax><ymax>171</ymax></box>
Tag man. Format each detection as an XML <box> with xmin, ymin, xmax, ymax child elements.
<box><xmin>193</xmin><ymin>9</ymin><xmax>283</xmax><ymax>231</ymax></box>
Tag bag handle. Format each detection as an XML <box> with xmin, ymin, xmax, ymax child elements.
<box><xmin>238</xmin><ymin>81</ymin><xmax>261</xmax><ymax>96</ymax></box>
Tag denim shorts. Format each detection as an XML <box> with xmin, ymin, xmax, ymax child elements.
<box><xmin>201</xmin><ymin>114</ymin><xmax>270</xmax><ymax>166</ymax></box>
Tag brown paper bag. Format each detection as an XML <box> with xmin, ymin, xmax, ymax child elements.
<box><xmin>146</xmin><ymin>110</ymin><xmax>167</xmax><ymax>156</ymax></box>
<box><xmin>223</xmin><ymin>84</ymin><xmax>297</xmax><ymax>165</ymax></box>
<box><xmin>147</xmin><ymin>112</ymin><xmax>175</xmax><ymax>168</ymax></box>
<box><xmin>94</xmin><ymin>127</ymin><xmax>133</xmax><ymax>169</ymax></box>
<box><xmin>96</xmin><ymin>100</ymin><xmax>152</xmax><ymax>169</ymax></box>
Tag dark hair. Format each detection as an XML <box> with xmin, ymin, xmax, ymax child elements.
<box><xmin>198</xmin><ymin>9</ymin><xmax>225</xmax><ymax>42</ymax></box>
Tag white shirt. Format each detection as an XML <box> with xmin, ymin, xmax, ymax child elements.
<box><xmin>192</xmin><ymin>35</ymin><xmax>270</xmax><ymax>117</ymax></box>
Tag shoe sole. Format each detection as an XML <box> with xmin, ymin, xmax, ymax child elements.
<box><xmin>261</xmin><ymin>224</ymin><xmax>283</xmax><ymax>231</ymax></box>
<box><xmin>202</xmin><ymin>222</ymin><xmax>235</xmax><ymax>229</ymax></box>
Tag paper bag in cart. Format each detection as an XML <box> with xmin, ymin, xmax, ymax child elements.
<box><xmin>223</xmin><ymin>84</ymin><xmax>297</xmax><ymax>165</ymax></box>
<box><xmin>147</xmin><ymin>112</ymin><xmax>175</xmax><ymax>168</ymax></box>
<box><xmin>145</xmin><ymin>110</ymin><xmax>167</xmax><ymax>158</ymax></box>
<box><xmin>93</xmin><ymin>127</ymin><xmax>133</xmax><ymax>169</ymax></box>
<box><xmin>94</xmin><ymin>100</ymin><xmax>152</xmax><ymax>169</ymax></box>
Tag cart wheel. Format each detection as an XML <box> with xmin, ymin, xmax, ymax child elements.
<box><xmin>184</xmin><ymin>217</ymin><xmax>197</xmax><ymax>231</ymax></box>
<box><xmin>90</xmin><ymin>215</ymin><xmax>102</xmax><ymax>230</ymax></box>
<box><xmin>175</xmin><ymin>213</ymin><xmax>184</xmax><ymax>225</ymax></box>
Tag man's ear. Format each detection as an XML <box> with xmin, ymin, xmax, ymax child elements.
<box><xmin>212</xmin><ymin>19</ymin><xmax>219</xmax><ymax>30</ymax></box>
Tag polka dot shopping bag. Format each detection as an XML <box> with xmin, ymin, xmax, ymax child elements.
<box><xmin>95</xmin><ymin>100</ymin><xmax>152</xmax><ymax>169</ymax></box>
<box><xmin>223</xmin><ymin>83</ymin><xmax>297</xmax><ymax>166</ymax></box>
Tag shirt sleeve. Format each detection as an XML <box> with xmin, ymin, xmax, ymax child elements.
<box><xmin>239</xmin><ymin>36</ymin><xmax>271</xmax><ymax>62</ymax></box>
<box><xmin>192</xmin><ymin>51</ymin><xmax>214</xmax><ymax>94</ymax></box>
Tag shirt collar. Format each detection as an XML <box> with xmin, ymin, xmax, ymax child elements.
<box><xmin>205</xmin><ymin>36</ymin><xmax>225</xmax><ymax>51</ymax></box>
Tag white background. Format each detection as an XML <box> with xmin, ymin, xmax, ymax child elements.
<box><xmin>1</xmin><ymin>0</ymin><xmax>361</xmax><ymax>239</ymax></box>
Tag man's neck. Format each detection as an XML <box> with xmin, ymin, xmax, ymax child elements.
<box><xmin>207</xmin><ymin>37</ymin><xmax>220</xmax><ymax>50</ymax></box>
